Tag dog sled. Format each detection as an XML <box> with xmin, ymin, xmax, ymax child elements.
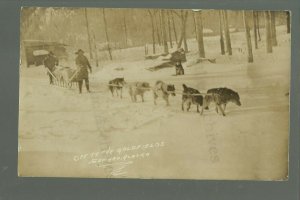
<box><xmin>47</xmin><ymin>66</ymin><xmax>79</xmax><ymax>88</ymax></box>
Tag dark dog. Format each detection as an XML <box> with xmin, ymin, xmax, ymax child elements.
<box><xmin>153</xmin><ymin>80</ymin><xmax>176</xmax><ymax>106</ymax></box>
<box><xmin>175</xmin><ymin>61</ymin><xmax>184</xmax><ymax>75</ymax></box>
<box><xmin>182</xmin><ymin>84</ymin><xmax>203</xmax><ymax>113</ymax></box>
<box><xmin>201</xmin><ymin>93</ymin><xmax>226</xmax><ymax>116</ymax></box>
<box><xmin>108</xmin><ymin>77</ymin><xmax>126</xmax><ymax>98</ymax></box>
<box><xmin>203</xmin><ymin>87</ymin><xmax>241</xmax><ymax>115</ymax></box>
<box><xmin>129</xmin><ymin>82</ymin><xmax>151</xmax><ymax>102</ymax></box>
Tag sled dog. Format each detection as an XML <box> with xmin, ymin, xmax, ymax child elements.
<box><xmin>202</xmin><ymin>87</ymin><xmax>241</xmax><ymax>116</ymax></box>
<box><xmin>108</xmin><ymin>77</ymin><xmax>126</xmax><ymax>98</ymax></box>
<box><xmin>182</xmin><ymin>84</ymin><xmax>203</xmax><ymax>112</ymax></box>
<box><xmin>128</xmin><ymin>82</ymin><xmax>151</xmax><ymax>102</ymax></box>
<box><xmin>153</xmin><ymin>80</ymin><xmax>176</xmax><ymax>106</ymax></box>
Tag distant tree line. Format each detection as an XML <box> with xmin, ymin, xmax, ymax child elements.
<box><xmin>21</xmin><ymin>8</ymin><xmax>290</xmax><ymax>64</ymax></box>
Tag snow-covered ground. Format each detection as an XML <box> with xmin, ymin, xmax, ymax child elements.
<box><xmin>18</xmin><ymin>26</ymin><xmax>290</xmax><ymax>180</ymax></box>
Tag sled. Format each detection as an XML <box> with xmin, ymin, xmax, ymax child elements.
<box><xmin>47</xmin><ymin>66</ymin><xmax>79</xmax><ymax>88</ymax></box>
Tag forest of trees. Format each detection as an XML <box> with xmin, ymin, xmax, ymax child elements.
<box><xmin>21</xmin><ymin>8</ymin><xmax>290</xmax><ymax>63</ymax></box>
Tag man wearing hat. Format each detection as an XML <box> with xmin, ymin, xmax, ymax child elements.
<box><xmin>75</xmin><ymin>49</ymin><xmax>92</xmax><ymax>93</ymax></box>
<box><xmin>44</xmin><ymin>51</ymin><xmax>59</xmax><ymax>84</ymax></box>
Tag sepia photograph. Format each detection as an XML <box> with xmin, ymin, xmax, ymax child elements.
<box><xmin>18</xmin><ymin>7</ymin><xmax>290</xmax><ymax>180</ymax></box>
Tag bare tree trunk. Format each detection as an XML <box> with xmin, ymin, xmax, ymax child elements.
<box><xmin>243</xmin><ymin>11</ymin><xmax>254</xmax><ymax>63</ymax></box>
<box><xmin>145</xmin><ymin>45</ymin><xmax>149</xmax><ymax>55</ymax></box>
<box><xmin>177</xmin><ymin>14</ymin><xmax>184</xmax><ymax>48</ymax></box>
<box><xmin>177</xmin><ymin>10</ymin><xmax>189</xmax><ymax>52</ymax></box>
<box><xmin>102</xmin><ymin>8</ymin><xmax>113</xmax><ymax>60</ymax></box>
<box><xmin>123</xmin><ymin>11</ymin><xmax>128</xmax><ymax>47</ymax></box>
<box><xmin>192</xmin><ymin>12</ymin><xmax>198</xmax><ymax>41</ymax></box>
<box><xmin>177</xmin><ymin>35</ymin><xmax>183</xmax><ymax>49</ymax></box>
<box><xmin>252</xmin><ymin>11</ymin><xmax>258</xmax><ymax>49</ymax></box>
<box><xmin>286</xmin><ymin>11</ymin><xmax>290</xmax><ymax>34</ymax></box>
<box><xmin>147</xmin><ymin>10</ymin><xmax>156</xmax><ymax>54</ymax></box>
<box><xmin>195</xmin><ymin>11</ymin><xmax>205</xmax><ymax>58</ymax></box>
<box><xmin>219</xmin><ymin>11</ymin><xmax>225</xmax><ymax>55</ymax></box>
<box><xmin>270</xmin><ymin>11</ymin><xmax>277</xmax><ymax>46</ymax></box>
<box><xmin>256</xmin><ymin>12</ymin><xmax>261</xmax><ymax>41</ymax></box>
<box><xmin>183</xmin><ymin>36</ymin><xmax>188</xmax><ymax>52</ymax></box>
<box><xmin>171</xmin><ymin>12</ymin><xmax>178</xmax><ymax>44</ymax></box>
<box><xmin>154</xmin><ymin>13</ymin><xmax>162</xmax><ymax>46</ymax></box>
<box><xmin>91</xmin><ymin>30</ymin><xmax>99</xmax><ymax>67</ymax></box>
<box><xmin>167</xmin><ymin>11</ymin><xmax>173</xmax><ymax>48</ymax></box>
<box><xmin>182</xmin><ymin>11</ymin><xmax>189</xmax><ymax>52</ymax></box>
<box><xmin>161</xmin><ymin>10</ymin><xmax>169</xmax><ymax>54</ymax></box>
<box><xmin>158</xmin><ymin>11</ymin><xmax>164</xmax><ymax>47</ymax></box>
<box><xmin>264</xmin><ymin>11</ymin><xmax>273</xmax><ymax>53</ymax></box>
<box><xmin>84</xmin><ymin>8</ymin><xmax>93</xmax><ymax>59</ymax></box>
<box><xmin>222</xmin><ymin>10</ymin><xmax>232</xmax><ymax>55</ymax></box>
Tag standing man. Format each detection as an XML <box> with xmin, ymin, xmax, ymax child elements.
<box><xmin>44</xmin><ymin>51</ymin><xmax>59</xmax><ymax>84</ymax></box>
<box><xmin>75</xmin><ymin>49</ymin><xmax>92</xmax><ymax>93</ymax></box>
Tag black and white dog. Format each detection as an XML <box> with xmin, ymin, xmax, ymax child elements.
<box><xmin>153</xmin><ymin>80</ymin><xmax>176</xmax><ymax>106</ymax></box>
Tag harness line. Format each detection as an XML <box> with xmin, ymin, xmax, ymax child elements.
<box><xmin>107</xmin><ymin>83</ymin><xmax>211</xmax><ymax>96</ymax></box>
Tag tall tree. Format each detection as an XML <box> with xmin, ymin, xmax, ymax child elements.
<box><xmin>195</xmin><ymin>10</ymin><xmax>205</xmax><ymax>58</ymax></box>
<box><xmin>252</xmin><ymin>11</ymin><xmax>258</xmax><ymax>49</ymax></box>
<box><xmin>256</xmin><ymin>11</ymin><xmax>261</xmax><ymax>41</ymax></box>
<box><xmin>123</xmin><ymin>10</ymin><xmax>128</xmax><ymax>47</ymax></box>
<box><xmin>158</xmin><ymin>11</ymin><xmax>164</xmax><ymax>46</ymax></box>
<box><xmin>171</xmin><ymin>11</ymin><xmax>178</xmax><ymax>44</ymax></box>
<box><xmin>167</xmin><ymin>10</ymin><xmax>173</xmax><ymax>48</ymax></box>
<box><xmin>222</xmin><ymin>10</ymin><xmax>232</xmax><ymax>55</ymax></box>
<box><xmin>102</xmin><ymin>8</ymin><xmax>113</xmax><ymax>60</ymax></box>
<box><xmin>243</xmin><ymin>11</ymin><xmax>254</xmax><ymax>63</ymax></box>
<box><xmin>176</xmin><ymin>10</ymin><xmax>189</xmax><ymax>52</ymax></box>
<box><xmin>84</xmin><ymin>8</ymin><xmax>93</xmax><ymax>59</ymax></box>
<box><xmin>192</xmin><ymin>12</ymin><xmax>198</xmax><ymax>41</ymax></box>
<box><xmin>182</xmin><ymin>10</ymin><xmax>189</xmax><ymax>52</ymax></box>
<box><xmin>147</xmin><ymin>10</ymin><xmax>156</xmax><ymax>54</ymax></box>
<box><xmin>219</xmin><ymin>10</ymin><xmax>225</xmax><ymax>55</ymax></box>
<box><xmin>160</xmin><ymin>9</ymin><xmax>169</xmax><ymax>54</ymax></box>
<box><xmin>286</xmin><ymin>11</ymin><xmax>291</xmax><ymax>34</ymax></box>
<box><xmin>270</xmin><ymin>11</ymin><xmax>277</xmax><ymax>46</ymax></box>
<box><xmin>92</xmin><ymin>30</ymin><xmax>99</xmax><ymax>67</ymax></box>
<box><xmin>264</xmin><ymin>11</ymin><xmax>273</xmax><ymax>53</ymax></box>
<box><xmin>154</xmin><ymin>12</ymin><xmax>162</xmax><ymax>46</ymax></box>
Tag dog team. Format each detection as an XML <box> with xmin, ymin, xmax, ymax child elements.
<box><xmin>108</xmin><ymin>77</ymin><xmax>241</xmax><ymax>116</ymax></box>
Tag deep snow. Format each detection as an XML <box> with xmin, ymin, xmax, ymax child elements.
<box><xmin>18</xmin><ymin>26</ymin><xmax>290</xmax><ymax>180</ymax></box>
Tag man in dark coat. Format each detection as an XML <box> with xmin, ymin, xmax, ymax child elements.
<box><xmin>44</xmin><ymin>51</ymin><xmax>59</xmax><ymax>84</ymax></box>
<box><xmin>75</xmin><ymin>49</ymin><xmax>92</xmax><ymax>93</ymax></box>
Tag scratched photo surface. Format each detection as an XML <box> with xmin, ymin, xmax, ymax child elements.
<box><xmin>18</xmin><ymin>7</ymin><xmax>290</xmax><ymax>180</ymax></box>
